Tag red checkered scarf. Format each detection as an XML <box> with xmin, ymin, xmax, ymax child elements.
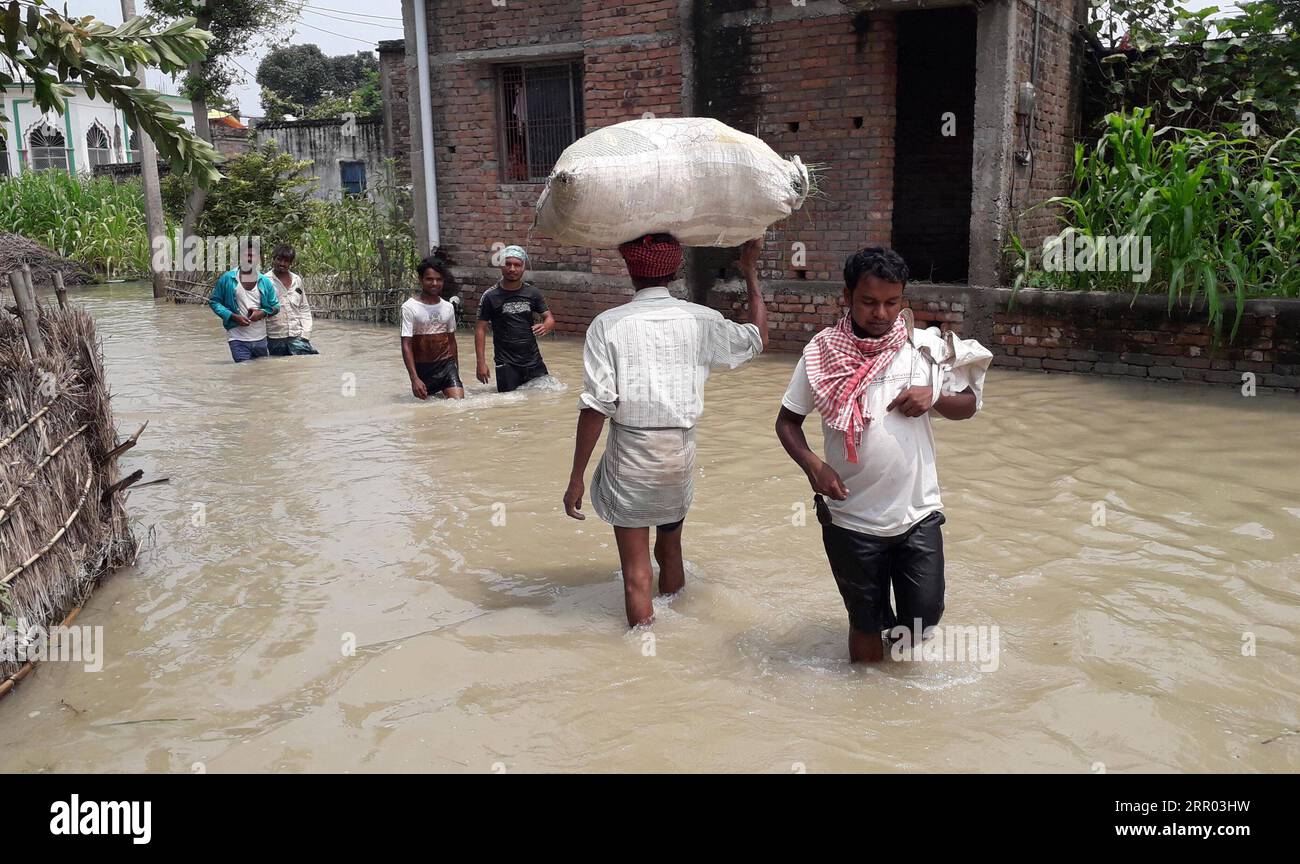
<box><xmin>805</xmin><ymin>313</ymin><xmax>908</xmax><ymax>464</ymax></box>
<box><xmin>618</xmin><ymin>234</ymin><xmax>683</xmax><ymax>279</ymax></box>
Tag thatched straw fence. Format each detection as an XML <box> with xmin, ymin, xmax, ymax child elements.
<box><xmin>0</xmin><ymin>273</ymin><xmax>139</xmax><ymax>697</ymax></box>
<box><xmin>166</xmin><ymin>270</ymin><xmax>420</xmax><ymax>326</ymax></box>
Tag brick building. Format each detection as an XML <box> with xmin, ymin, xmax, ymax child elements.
<box><xmin>387</xmin><ymin>0</ymin><xmax>1088</xmax><ymax>350</ymax></box>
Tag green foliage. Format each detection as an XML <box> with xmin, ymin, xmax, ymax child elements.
<box><xmin>258</xmin><ymin>85</ymin><xmax>303</xmax><ymax>121</ymax></box>
<box><xmin>1010</xmin><ymin>109</ymin><xmax>1300</xmax><ymax>341</ymax></box>
<box><xmin>0</xmin><ymin>171</ymin><xmax>162</xmax><ymax>278</ymax></box>
<box><xmin>258</xmin><ymin>44</ymin><xmax>381</xmax><ymax>120</ymax></box>
<box><xmin>146</xmin><ymin>0</ymin><xmax>295</xmax><ymax>110</ymax></box>
<box><xmin>302</xmin><ymin>69</ymin><xmax>382</xmax><ymax>120</ymax></box>
<box><xmin>1089</xmin><ymin>0</ymin><xmax>1300</xmax><ymax>136</ymax></box>
<box><xmin>162</xmin><ymin>140</ymin><xmax>314</xmax><ymax>243</ymax></box>
<box><xmin>0</xmin><ymin>1</ymin><xmax>221</xmax><ymax>186</ymax></box>
<box><xmin>296</xmin><ymin>167</ymin><xmax>416</xmax><ymax>277</ymax></box>
<box><xmin>256</xmin><ymin>43</ymin><xmax>330</xmax><ymax>111</ymax></box>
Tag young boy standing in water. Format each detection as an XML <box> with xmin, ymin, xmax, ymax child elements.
<box><xmin>401</xmin><ymin>257</ymin><xmax>464</xmax><ymax>400</ymax></box>
<box><xmin>774</xmin><ymin>248</ymin><xmax>991</xmax><ymax>663</ymax></box>
<box><xmin>475</xmin><ymin>245</ymin><xmax>556</xmax><ymax>392</ymax></box>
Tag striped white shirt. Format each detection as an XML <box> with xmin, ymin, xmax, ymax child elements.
<box><xmin>579</xmin><ymin>286</ymin><xmax>764</xmax><ymax>429</ymax></box>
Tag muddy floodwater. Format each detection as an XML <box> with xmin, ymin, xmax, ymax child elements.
<box><xmin>2</xmin><ymin>282</ymin><xmax>1297</xmax><ymax>773</ymax></box>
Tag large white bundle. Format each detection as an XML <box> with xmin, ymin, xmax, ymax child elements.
<box><xmin>533</xmin><ymin>117</ymin><xmax>809</xmax><ymax>248</ymax></box>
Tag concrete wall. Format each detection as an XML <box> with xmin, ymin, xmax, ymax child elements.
<box><xmin>253</xmin><ymin>117</ymin><xmax>392</xmax><ymax>201</ymax></box>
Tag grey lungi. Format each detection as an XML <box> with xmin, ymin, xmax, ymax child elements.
<box><xmin>591</xmin><ymin>422</ymin><xmax>697</xmax><ymax>528</ymax></box>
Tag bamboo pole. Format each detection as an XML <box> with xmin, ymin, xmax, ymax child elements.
<box><xmin>0</xmin><ymin>422</ymin><xmax>92</xmax><ymax>527</ymax></box>
<box><xmin>0</xmin><ymin>400</ymin><xmax>59</xmax><ymax>452</ymax></box>
<box><xmin>53</xmin><ymin>272</ymin><xmax>68</xmax><ymax>309</ymax></box>
<box><xmin>1</xmin><ymin>471</ymin><xmax>95</xmax><ymax>586</ymax></box>
<box><xmin>7</xmin><ymin>270</ymin><xmax>44</xmax><ymax>357</ymax></box>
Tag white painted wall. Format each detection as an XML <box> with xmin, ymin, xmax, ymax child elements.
<box><xmin>1</xmin><ymin>84</ymin><xmax>193</xmax><ymax>176</ymax></box>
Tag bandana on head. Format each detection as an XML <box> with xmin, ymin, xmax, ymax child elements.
<box><xmin>618</xmin><ymin>234</ymin><xmax>682</xmax><ymax>279</ymax></box>
<box><xmin>804</xmin><ymin>313</ymin><xmax>909</xmax><ymax>464</ymax></box>
<box><xmin>501</xmin><ymin>245</ymin><xmax>528</xmax><ymax>264</ymax></box>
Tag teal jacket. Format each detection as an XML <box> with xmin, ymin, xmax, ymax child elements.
<box><xmin>209</xmin><ymin>270</ymin><xmax>280</xmax><ymax>330</ymax></box>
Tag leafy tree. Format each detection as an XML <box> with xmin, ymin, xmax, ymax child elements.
<box><xmin>324</xmin><ymin>51</ymin><xmax>377</xmax><ymax>97</ymax></box>
<box><xmin>302</xmin><ymin>69</ymin><xmax>382</xmax><ymax>120</ymax></box>
<box><xmin>258</xmin><ymin>44</ymin><xmax>380</xmax><ymax>120</ymax></box>
<box><xmin>0</xmin><ymin>1</ymin><xmax>221</xmax><ymax>185</ymax></box>
<box><xmin>258</xmin><ymin>85</ymin><xmax>303</xmax><ymax>121</ymax></box>
<box><xmin>147</xmin><ymin>0</ymin><xmax>296</xmax><ymax>234</ymax></box>
<box><xmin>161</xmin><ymin>140</ymin><xmax>315</xmax><ymax>246</ymax></box>
<box><xmin>1089</xmin><ymin>0</ymin><xmax>1300</xmax><ymax>136</ymax></box>
<box><xmin>256</xmin><ymin>43</ymin><xmax>329</xmax><ymax>110</ymax></box>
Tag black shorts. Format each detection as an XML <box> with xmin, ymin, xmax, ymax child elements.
<box><xmin>415</xmin><ymin>360</ymin><xmax>463</xmax><ymax>394</ymax></box>
<box><xmin>815</xmin><ymin>495</ymin><xmax>945</xmax><ymax>637</ymax></box>
<box><xmin>496</xmin><ymin>360</ymin><xmax>549</xmax><ymax>393</ymax></box>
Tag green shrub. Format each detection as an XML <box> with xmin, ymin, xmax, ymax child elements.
<box><xmin>1011</xmin><ymin>108</ymin><xmax>1300</xmax><ymax>341</ymax></box>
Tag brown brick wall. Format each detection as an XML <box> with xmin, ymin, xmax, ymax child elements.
<box><xmin>1010</xmin><ymin>0</ymin><xmax>1086</xmax><ymax>257</ymax></box>
<box><xmin>417</xmin><ymin>0</ymin><xmax>681</xmax><ymax>275</ymax></box>
<box><xmin>991</xmin><ymin>291</ymin><xmax>1300</xmax><ymax>390</ymax></box>
<box><xmin>694</xmin><ymin>7</ymin><xmax>897</xmax><ymax>284</ymax></box>
<box><xmin>379</xmin><ymin>40</ymin><xmax>411</xmax><ymax>186</ymax></box>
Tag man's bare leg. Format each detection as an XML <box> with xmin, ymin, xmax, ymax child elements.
<box><xmin>614</xmin><ymin>526</ymin><xmax>654</xmax><ymax>627</ymax></box>
<box><xmin>849</xmin><ymin>627</ymin><xmax>885</xmax><ymax>663</ymax></box>
<box><xmin>654</xmin><ymin>525</ymin><xmax>685</xmax><ymax>596</ymax></box>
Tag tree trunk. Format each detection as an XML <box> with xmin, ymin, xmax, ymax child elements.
<box><xmin>182</xmin><ymin>6</ymin><xmax>214</xmax><ymax>241</ymax></box>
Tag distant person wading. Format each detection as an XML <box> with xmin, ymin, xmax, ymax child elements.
<box><xmin>208</xmin><ymin>240</ymin><xmax>280</xmax><ymax>363</ymax></box>
<box><xmin>401</xmin><ymin>257</ymin><xmax>464</xmax><ymax>400</ymax></box>
<box><xmin>475</xmin><ymin>245</ymin><xmax>556</xmax><ymax>392</ymax></box>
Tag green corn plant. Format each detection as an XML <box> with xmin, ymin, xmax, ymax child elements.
<box><xmin>1009</xmin><ymin>108</ymin><xmax>1299</xmax><ymax>341</ymax></box>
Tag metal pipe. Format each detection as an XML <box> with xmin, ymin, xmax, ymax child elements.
<box><xmin>413</xmin><ymin>0</ymin><xmax>441</xmax><ymax>248</ymax></box>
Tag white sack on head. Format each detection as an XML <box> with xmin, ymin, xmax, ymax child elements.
<box><xmin>533</xmin><ymin>117</ymin><xmax>809</xmax><ymax>248</ymax></box>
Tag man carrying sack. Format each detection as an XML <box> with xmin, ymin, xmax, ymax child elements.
<box><xmin>563</xmin><ymin>234</ymin><xmax>767</xmax><ymax>627</ymax></box>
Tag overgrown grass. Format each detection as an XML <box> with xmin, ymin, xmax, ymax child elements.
<box><xmin>0</xmin><ymin>171</ymin><xmax>160</xmax><ymax>279</ymax></box>
<box><xmin>1010</xmin><ymin>108</ymin><xmax>1300</xmax><ymax>340</ymax></box>
<box><xmin>296</xmin><ymin>178</ymin><xmax>418</xmax><ymax>280</ymax></box>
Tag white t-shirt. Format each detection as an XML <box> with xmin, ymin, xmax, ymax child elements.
<box><xmin>227</xmin><ymin>277</ymin><xmax>268</xmax><ymax>343</ymax></box>
<box><xmin>781</xmin><ymin>326</ymin><xmax>990</xmax><ymax>537</ymax></box>
<box><xmin>400</xmin><ymin>296</ymin><xmax>457</xmax><ymax>363</ymax></box>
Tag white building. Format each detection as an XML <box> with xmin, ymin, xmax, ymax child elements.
<box><xmin>0</xmin><ymin>83</ymin><xmax>194</xmax><ymax>177</ymax></box>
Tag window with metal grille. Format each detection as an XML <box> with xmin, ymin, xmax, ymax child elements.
<box><xmin>497</xmin><ymin>60</ymin><xmax>584</xmax><ymax>183</ymax></box>
<box><xmin>23</xmin><ymin>122</ymin><xmax>70</xmax><ymax>172</ymax></box>
<box><xmin>87</xmin><ymin>124</ymin><xmax>113</xmax><ymax>167</ymax></box>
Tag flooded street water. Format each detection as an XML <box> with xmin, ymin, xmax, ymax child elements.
<box><xmin>1</xmin><ymin>281</ymin><xmax>1297</xmax><ymax>773</ymax></box>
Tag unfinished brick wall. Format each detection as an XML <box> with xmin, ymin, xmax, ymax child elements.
<box><xmin>706</xmin><ymin>280</ymin><xmax>971</xmax><ymax>354</ymax></box>
<box><xmin>419</xmin><ymin>0</ymin><xmax>682</xmax><ymax>287</ymax></box>
<box><xmin>692</xmin><ymin>5</ymin><xmax>897</xmax><ymax>286</ymax></box>
<box><xmin>991</xmin><ymin>292</ymin><xmax>1300</xmax><ymax>389</ymax></box>
<box><xmin>1009</xmin><ymin>0</ymin><xmax>1086</xmax><ymax>258</ymax></box>
<box><xmin>703</xmin><ymin>279</ymin><xmax>1300</xmax><ymax>393</ymax></box>
<box><xmin>378</xmin><ymin>40</ymin><xmax>411</xmax><ymax>186</ymax></box>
